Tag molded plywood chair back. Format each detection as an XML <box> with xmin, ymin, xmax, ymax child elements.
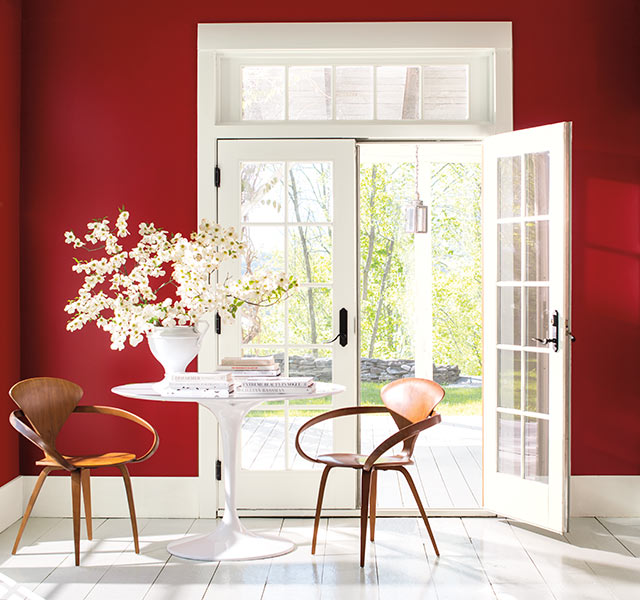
<box><xmin>11</xmin><ymin>377</ymin><xmax>83</xmax><ymax>454</ymax></box>
<box><xmin>381</xmin><ymin>377</ymin><xmax>445</xmax><ymax>456</ymax></box>
<box><xmin>295</xmin><ymin>377</ymin><xmax>444</xmax><ymax>567</ymax></box>
<box><xmin>9</xmin><ymin>377</ymin><xmax>159</xmax><ymax>565</ymax></box>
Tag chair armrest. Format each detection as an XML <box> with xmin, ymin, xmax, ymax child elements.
<box><xmin>363</xmin><ymin>412</ymin><xmax>442</xmax><ymax>471</ymax></box>
<box><xmin>9</xmin><ymin>410</ymin><xmax>76</xmax><ymax>471</ymax></box>
<box><xmin>294</xmin><ymin>405</ymin><xmax>389</xmax><ymax>464</ymax></box>
<box><xmin>73</xmin><ymin>405</ymin><xmax>160</xmax><ymax>463</ymax></box>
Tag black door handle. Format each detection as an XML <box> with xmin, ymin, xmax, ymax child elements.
<box><xmin>324</xmin><ymin>308</ymin><xmax>348</xmax><ymax>347</ymax></box>
<box><xmin>531</xmin><ymin>310</ymin><xmax>559</xmax><ymax>352</ymax></box>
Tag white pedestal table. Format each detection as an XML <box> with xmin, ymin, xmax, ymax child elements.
<box><xmin>111</xmin><ymin>382</ymin><xmax>345</xmax><ymax>561</ymax></box>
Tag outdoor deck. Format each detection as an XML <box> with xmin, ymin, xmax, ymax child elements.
<box><xmin>241</xmin><ymin>414</ymin><xmax>482</xmax><ymax>509</ymax></box>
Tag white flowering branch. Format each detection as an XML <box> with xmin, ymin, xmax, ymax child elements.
<box><xmin>64</xmin><ymin>208</ymin><xmax>297</xmax><ymax>350</ymax></box>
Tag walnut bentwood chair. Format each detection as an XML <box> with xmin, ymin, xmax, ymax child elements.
<box><xmin>9</xmin><ymin>377</ymin><xmax>159</xmax><ymax>565</ymax></box>
<box><xmin>295</xmin><ymin>377</ymin><xmax>444</xmax><ymax>567</ymax></box>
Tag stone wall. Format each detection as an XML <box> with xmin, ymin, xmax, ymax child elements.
<box><xmin>282</xmin><ymin>354</ymin><xmax>460</xmax><ymax>385</ymax></box>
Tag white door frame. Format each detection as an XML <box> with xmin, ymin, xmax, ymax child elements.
<box><xmin>197</xmin><ymin>21</ymin><xmax>513</xmax><ymax>517</ymax></box>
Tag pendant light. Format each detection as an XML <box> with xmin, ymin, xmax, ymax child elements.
<box><xmin>404</xmin><ymin>145</ymin><xmax>428</xmax><ymax>234</ymax></box>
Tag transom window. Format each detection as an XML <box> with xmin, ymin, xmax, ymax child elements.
<box><xmin>216</xmin><ymin>50</ymin><xmax>492</xmax><ymax>124</ymax></box>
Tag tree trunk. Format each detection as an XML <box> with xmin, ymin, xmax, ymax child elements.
<box><xmin>368</xmin><ymin>238</ymin><xmax>394</xmax><ymax>358</ymax></box>
<box><xmin>362</xmin><ymin>165</ymin><xmax>377</xmax><ymax>302</ymax></box>
<box><xmin>401</xmin><ymin>67</ymin><xmax>420</xmax><ymax>119</ymax></box>
<box><xmin>289</xmin><ymin>171</ymin><xmax>318</xmax><ymax>345</ymax></box>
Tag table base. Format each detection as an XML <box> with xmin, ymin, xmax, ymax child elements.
<box><xmin>167</xmin><ymin>521</ymin><xmax>296</xmax><ymax>561</ymax></box>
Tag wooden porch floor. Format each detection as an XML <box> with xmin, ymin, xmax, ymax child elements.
<box><xmin>241</xmin><ymin>414</ymin><xmax>482</xmax><ymax>509</ymax></box>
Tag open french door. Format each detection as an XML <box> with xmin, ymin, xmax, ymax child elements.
<box><xmin>483</xmin><ymin>122</ymin><xmax>572</xmax><ymax>532</ymax></box>
<box><xmin>217</xmin><ymin>139</ymin><xmax>358</xmax><ymax>511</ymax></box>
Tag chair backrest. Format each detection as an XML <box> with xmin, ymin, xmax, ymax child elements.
<box><xmin>380</xmin><ymin>377</ymin><xmax>444</xmax><ymax>456</ymax></box>
<box><xmin>9</xmin><ymin>377</ymin><xmax>83</xmax><ymax>452</ymax></box>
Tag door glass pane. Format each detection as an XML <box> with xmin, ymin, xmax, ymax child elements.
<box><xmin>289</xmin><ymin>410</ymin><xmax>333</xmax><ymax>470</ymax></box>
<box><xmin>525</xmin><ymin>417</ymin><xmax>549</xmax><ymax>483</ymax></box>
<box><xmin>288</xmin><ymin>226</ymin><xmax>332</xmax><ymax>284</ymax></box>
<box><xmin>288</xmin><ymin>162</ymin><xmax>333</xmax><ymax>221</ymax></box>
<box><xmin>241</xmin><ymin>162</ymin><xmax>285</xmax><ymax>222</ymax></box>
<box><xmin>336</xmin><ymin>66</ymin><xmax>374</xmax><ymax>120</ymax></box>
<box><xmin>498</xmin><ymin>350</ymin><xmax>521</xmax><ymax>409</ymax></box>
<box><xmin>288</xmin><ymin>348</ymin><xmax>333</xmax><ymax>382</ymax></box>
<box><xmin>525</xmin><ymin>152</ymin><xmax>550</xmax><ymax>216</ymax></box>
<box><xmin>238</xmin><ymin>155</ymin><xmax>339</xmax><ymax>475</ymax></box>
<box><xmin>376</xmin><ymin>66</ymin><xmax>420</xmax><ymax>120</ymax></box>
<box><xmin>497</xmin><ymin>156</ymin><xmax>521</xmax><ymax>218</ymax></box>
<box><xmin>498</xmin><ymin>412</ymin><xmax>521</xmax><ymax>476</ymax></box>
<box><xmin>241</xmin><ymin>301</ymin><xmax>285</xmax><ymax>345</ymax></box>
<box><xmin>525</xmin><ymin>286</ymin><xmax>550</xmax><ymax>348</ymax></box>
<box><xmin>288</xmin><ymin>66</ymin><xmax>332</xmax><ymax>120</ymax></box>
<box><xmin>422</xmin><ymin>65</ymin><xmax>469</xmax><ymax>120</ymax></box>
<box><xmin>288</xmin><ymin>286</ymin><xmax>333</xmax><ymax>345</ymax></box>
<box><xmin>525</xmin><ymin>352</ymin><xmax>549</xmax><ymax>414</ymax></box>
<box><xmin>498</xmin><ymin>223</ymin><xmax>521</xmax><ymax>281</ymax></box>
<box><xmin>241</xmin><ymin>226</ymin><xmax>285</xmax><ymax>273</ymax></box>
<box><xmin>498</xmin><ymin>286</ymin><xmax>521</xmax><ymax>345</ymax></box>
<box><xmin>526</xmin><ymin>221</ymin><xmax>549</xmax><ymax>281</ymax></box>
<box><xmin>242</xmin><ymin>67</ymin><xmax>285</xmax><ymax>120</ymax></box>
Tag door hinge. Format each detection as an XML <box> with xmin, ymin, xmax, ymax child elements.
<box><xmin>215</xmin><ymin>459</ymin><xmax>222</xmax><ymax>481</ymax></box>
<box><xmin>215</xmin><ymin>312</ymin><xmax>221</xmax><ymax>334</ymax></box>
<box><xmin>214</xmin><ymin>166</ymin><xmax>221</xmax><ymax>188</ymax></box>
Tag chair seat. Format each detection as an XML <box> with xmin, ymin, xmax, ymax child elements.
<box><xmin>36</xmin><ymin>452</ymin><xmax>137</xmax><ymax>468</ymax></box>
<box><xmin>316</xmin><ymin>452</ymin><xmax>413</xmax><ymax>469</ymax></box>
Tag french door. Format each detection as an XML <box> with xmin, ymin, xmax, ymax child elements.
<box><xmin>483</xmin><ymin>122</ymin><xmax>572</xmax><ymax>532</ymax></box>
<box><xmin>217</xmin><ymin>139</ymin><xmax>358</xmax><ymax>510</ymax></box>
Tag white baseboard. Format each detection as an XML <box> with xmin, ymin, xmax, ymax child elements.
<box><xmin>571</xmin><ymin>476</ymin><xmax>640</xmax><ymax>517</ymax></box>
<box><xmin>10</xmin><ymin>474</ymin><xmax>639</xmax><ymax>522</ymax></box>
<box><xmin>22</xmin><ymin>476</ymin><xmax>201</xmax><ymax>519</ymax></box>
<box><xmin>0</xmin><ymin>477</ymin><xmax>23</xmax><ymax>531</ymax></box>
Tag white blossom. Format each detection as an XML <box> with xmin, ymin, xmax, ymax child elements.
<box><xmin>64</xmin><ymin>209</ymin><xmax>298</xmax><ymax>349</ymax></box>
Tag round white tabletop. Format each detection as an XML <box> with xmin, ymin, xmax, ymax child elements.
<box><xmin>112</xmin><ymin>381</ymin><xmax>345</xmax><ymax>561</ymax></box>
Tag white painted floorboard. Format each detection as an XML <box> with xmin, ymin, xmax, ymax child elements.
<box><xmin>0</xmin><ymin>517</ymin><xmax>639</xmax><ymax>600</ymax></box>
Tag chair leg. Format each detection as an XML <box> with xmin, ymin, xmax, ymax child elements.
<box><xmin>397</xmin><ymin>466</ymin><xmax>439</xmax><ymax>556</ymax></box>
<box><xmin>81</xmin><ymin>469</ymin><xmax>93</xmax><ymax>540</ymax></box>
<box><xmin>118</xmin><ymin>464</ymin><xmax>140</xmax><ymax>553</ymax></box>
<box><xmin>312</xmin><ymin>465</ymin><xmax>332</xmax><ymax>555</ymax></box>
<box><xmin>12</xmin><ymin>466</ymin><xmax>53</xmax><ymax>554</ymax></box>
<box><xmin>360</xmin><ymin>470</ymin><xmax>372</xmax><ymax>567</ymax></box>
<box><xmin>71</xmin><ymin>469</ymin><xmax>82</xmax><ymax>566</ymax></box>
<box><xmin>369</xmin><ymin>469</ymin><xmax>378</xmax><ymax>542</ymax></box>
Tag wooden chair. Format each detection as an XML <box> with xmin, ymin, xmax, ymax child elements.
<box><xmin>9</xmin><ymin>377</ymin><xmax>159</xmax><ymax>565</ymax></box>
<box><xmin>295</xmin><ymin>377</ymin><xmax>444</xmax><ymax>567</ymax></box>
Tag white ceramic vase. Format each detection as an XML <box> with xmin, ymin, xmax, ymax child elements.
<box><xmin>147</xmin><ymin>322</ymin><xmax>210</xmax><ymax>393</ymax></box>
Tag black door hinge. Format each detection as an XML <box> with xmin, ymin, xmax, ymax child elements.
<box><xmin>214</xmin><ymin>166</ymin><xmax>221</xmax><ymax>188</ymax></box>
<box><xmin>215</xmin><ymin>459</ymin><xmax>222</xmax><ymax>481</ymax></box>
<box><xmin>215</xmin><ymin>312</ymin><xmax>221</xmax><ymax>334</ymax></box>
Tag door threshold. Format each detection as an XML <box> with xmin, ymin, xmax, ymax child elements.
<box><xmin>229</xmin><ymin>508</ymin><xmax>495</xmax><ymax>518</ymax></box>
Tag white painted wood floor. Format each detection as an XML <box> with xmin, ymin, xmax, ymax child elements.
<box><xmin>243</xmin><ymin>415</ymin><xmax>483</xmax><ymax>509</ymax></box>
<box><xmin>1</xmin><ymin>516</ymin><xmax>639</xmax><ymax>600</ymax></box>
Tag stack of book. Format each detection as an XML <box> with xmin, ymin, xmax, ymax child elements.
<box><xmin>237</xmin><ymin>376</ymin><xmax>316</xmax><ymax>396</ymax></box>
<box><xmin>217</xmin><ymin>356</ymin><xmax>281</xmax><ymax>378</ymax></box>
<box><xmin>160</xmin><ymin>372</ymin><xmax>235</xmax><ymax>398</ymax></box>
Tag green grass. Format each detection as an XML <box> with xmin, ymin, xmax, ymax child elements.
<box><xmin>247</xmin><ymin>381</ymin><xmax>481</xmax><ymax>417</ymax></box>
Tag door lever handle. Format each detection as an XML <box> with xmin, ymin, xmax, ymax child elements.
<box><xmin>531</xmin><ymin>310</ymin><xmax>560</xmax><ymax>352</ymax></box>
<box><xmin>531</xmin><ymin>336</ymin><xmax>557</xmax><ymax>346</ymax></box>
<box><xmin>324</xmin><ymin>308</ymin><xmax>348</xmax><ymax>347</ymax></box>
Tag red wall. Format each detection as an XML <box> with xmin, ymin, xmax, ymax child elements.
<box><xmin>0</xmin><ymin>0</ymin><xmax>22</xmax><ymax>487</ymax></box>
<box><xmin>16</xmin><ymin>1</ymin><xmax>640</xmax><ymax>477</ymax></box>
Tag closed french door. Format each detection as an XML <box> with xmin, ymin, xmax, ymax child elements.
<box><xmin>217</xmin><ymin>139</ymin><xmax>358</xmax><ymax>510</ymax></box>
<box><xmin>483</xmin><ymin>122</ymin><xmax>572</xmax><ymax>532</ymax></box>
